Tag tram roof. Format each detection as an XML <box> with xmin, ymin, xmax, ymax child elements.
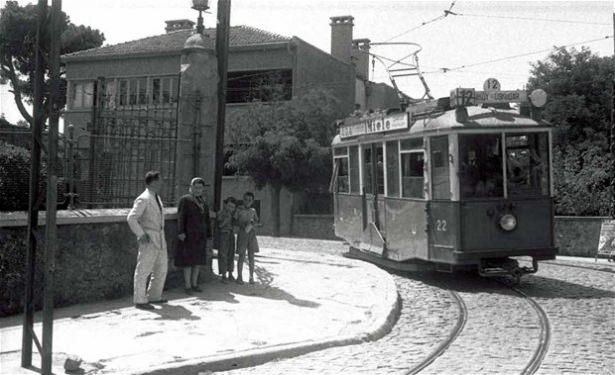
<box><xmin>333</xmin><ymin>106</ymin><xmax>551</xmax><ymax>146</ymax></box>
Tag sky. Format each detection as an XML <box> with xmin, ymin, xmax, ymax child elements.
<box><xmin>0</xmin><ymin>0</ymin><xmax>613</xmax><ymax>125</ymax></box>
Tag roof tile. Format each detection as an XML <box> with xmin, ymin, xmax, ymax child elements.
<box><xmin>63</xmin><ymin>25</ymin><xmax>290</xmax><ymax>59</ymax></box>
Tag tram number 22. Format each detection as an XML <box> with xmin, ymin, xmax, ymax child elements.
<box><xmin>435</xmin><ymin>219</ymin><xmax>447</xmax><ymax>232</ymax></box>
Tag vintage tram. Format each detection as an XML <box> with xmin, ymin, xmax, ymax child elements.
<box><xmin>331</xmin><ymin>83</ymin><xmax>557</xmax><ymax>281</ymax></box>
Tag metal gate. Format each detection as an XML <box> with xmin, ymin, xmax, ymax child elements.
<box><xmin>75</xmin><ymin>78</ymin><xmax>181</xmax><ymax>207</ymax></box>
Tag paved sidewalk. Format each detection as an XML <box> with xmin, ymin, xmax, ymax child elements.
<box><xmin>0</xmin><ymin>247</ymin><xmax>398</xmax><ymax>375</ymax></box>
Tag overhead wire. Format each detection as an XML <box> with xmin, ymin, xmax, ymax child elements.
<box><xmin>441</xmin><ymin>35</ymin><xmax>613</xmax><ymax>73</ymax></box>
<box><xmin>454</xmin><ymin>12</ymin><xmax>610</xmax><ymax>26</ymax></box>
<box><xmin>382</xmin><ymin>0</ymin><xmax>458</xmax><ymax>42</ymax></box>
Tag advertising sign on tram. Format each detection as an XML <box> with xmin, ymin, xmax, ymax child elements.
<box><xmin>339</xmin><ymin>112</ymin><xmax>409</xmax><ymax>139</ymax></box>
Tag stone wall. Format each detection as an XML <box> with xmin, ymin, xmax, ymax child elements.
<box><xmin>0</xmin><ymin>209</ymin><xmax>182</xmax><ymax>317</ymax></box>
<box><xmin>292</xmin><ymin>214</ymin><xmax>336</xmax><ymax>240</ymax></box>
<box><xmin>554</xmin><ymin>216</ymin><xmax>607</xmax><ymax>257</ymax></box>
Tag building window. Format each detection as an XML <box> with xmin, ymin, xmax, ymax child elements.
<box><xmin>227</xmin><ymin>69</ymin><xmax>292</xmax><ymax>103</ymax></box>
<box><xmin>69</xmin><ymin>81</ymin><xmax>94</xmax><ymax>109</ymax></box>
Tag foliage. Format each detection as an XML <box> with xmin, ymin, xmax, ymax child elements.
<box><xmin>228</xmin><ymin>88</ymin><xmax>340</xmax><ymax>193</ymax></box>
<box><xmin>0</xmin><ymin>141</ymin><xmax>34</xmax><ymax>211</ymax></box>
<box><xmin>0</xmin><ymin>1</ymin><xmax>105</xmax><ymax>126</ymax></box>
<box><xmin>527</xmin><ymin>47</ymin><xmax>614</xmax><ymax>216</ymax></box>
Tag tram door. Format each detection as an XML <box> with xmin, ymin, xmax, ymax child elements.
<box><xmin>361</xmin><ymin>143</ymin><xmax>386</xmax><ymax>255</ymax></box>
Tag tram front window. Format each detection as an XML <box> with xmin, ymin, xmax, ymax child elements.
<box><xmin>459</xmin><ymin>134</ymin><xmax>504</xmax><ymax>199</ymax></box>
<box><xmin>506</xmin><ymin>133</ymin><xmax>549</xmax><ymax>196</ymax></box>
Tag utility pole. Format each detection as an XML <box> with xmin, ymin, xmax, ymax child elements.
<box><xmin>21</xmin><ymin>0</ymin><xmax>47</xmax><ymax>368</ymax></box>
<box><xmin>611</xmin><ymin>11</ymin><xmax>614</xmax><ymax>218</ymax></box>
<box><xmin>214</xmin><ymin>0</ymin><xmax>231</xmax><ymax>213</ymax></box>
<box><xmin>41</xmin><ymin>0</ymin><xmax>61</xmax><ymax>373</ymax></box>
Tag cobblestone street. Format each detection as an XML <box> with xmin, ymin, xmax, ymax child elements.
<box><xmin>220</xmin><ymin>239</ymin><xmax>615</xmax><ymax>375</ymax></box>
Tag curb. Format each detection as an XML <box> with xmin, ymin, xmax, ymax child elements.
<box><xmin>139</xmin><ymin>260</ymin><xmax>401</xmax><ymax>375</ymax></box>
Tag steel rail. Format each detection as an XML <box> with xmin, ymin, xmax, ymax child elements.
<box><xmin>405</xmin><ymin>289</ymin><xmax>467</xmax><ymax>375</ymax></box>
<box><xmin>494</xmin><ymin>279</ymin><xmax>551</xmax><ymax>375</ymax></box>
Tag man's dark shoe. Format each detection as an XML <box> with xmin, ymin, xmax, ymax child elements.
<box><xmin>184</xmin><ymin>287</ymin><xmax>193</xmax><ymax>295</ymax></box>
<box><xmin>228</xmin><ymin>274</ymin><xmax>236</xmax><ymax>281</ymax></box>
<box><xmin>191</xmin><ymin>286</ymin><xmax>203</xmax><ymax>293</ymax></box>
<box><xmin>135</xmin><ymin>303</ymin><xmax>155</xmax><ymax>310</ymax></box>
<box><xmin>236</xmin><ymin>277</ymin><xmax>244</xmax><ymax>285</ymax></box>
<box><xmin>149</xmin><ymin>299</ymin><xmax>168</xmax><ymax>304</ymax></box>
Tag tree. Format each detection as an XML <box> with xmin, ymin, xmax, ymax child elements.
<box><xmin>228</xmin><ymin>88</ymin><xmax>341</xmax><ymax>236</ymax></box>
<box><xmin>527</xmin><ymin>47</ymin><xmax>614</xmax><ymax>215</ymax></box>
<box><xmin>0</xmin><ymin>1</ymin><xmax>105</xmax><ymax>126</ymax></box>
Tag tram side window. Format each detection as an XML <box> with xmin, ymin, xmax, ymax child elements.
<box><xmin>459</xmin><ymin>134</ymin><xmax>503</xmax><ymax>199</ymax></box>
<box><xmin>386</xmin><ymin>141</ymin><xmax>400</xmax><ymax>197</ymax></box>
<box><xmin>376</xmin><ymin>145</ymin><xmax>385</xmax><ymax>195</ymax></box>
<box><xmin>333</xmin><ymin>147</ymin><xmax>350</xmax><ymax>193</ymax></box>
<box><xmin>363</xmin><ymin>146</ymin><xmax>373</xmax><ymax>194</ymax></box>
<box><xmin>401</xmin><ymin>152</ymin><xmax>424</xmax><ymax>198</ymax></box>
<box><xmin>334</xmin><ymin>157</ymin><xmax>350</xmax><ymax>193</ymax></box>
<box><xmin>506</xmin><ymin>133</ymin><xmax>549</xmax><ymax>197</ymax></box>
<box><xmin>431</xmin><ymin>136</ymin><xmax>451</xmax><ymax>200</ymax></box>
<box><xmin>349</xmin><ymin>146</ymin><xmax>360</xmax><ymax>193</ymax></box>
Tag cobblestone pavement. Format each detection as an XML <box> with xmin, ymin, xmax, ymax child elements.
<box><xmin>219</xmin><ymin>239</ymin><xmax>615</xmax><ymax>374</ymax></box>
<box><xmin>519</xmin><ymin>260</ymin><xmax>615</xmax><ymax>375</ymax></box>
<box><xmin>221</xmin><ymin>272</ymin><xmax>459</xmax><ymax>375</ymax></box>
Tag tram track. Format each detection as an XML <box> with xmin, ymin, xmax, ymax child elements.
<box><xmin>406</xmin><ymin>289</ymin><xmax>467</xmax><ymax>375</ymax></box>
<box><xmin>504</xmin><ymin>283</ymin><xmax>551</xmax><ymax>375</ymax></box>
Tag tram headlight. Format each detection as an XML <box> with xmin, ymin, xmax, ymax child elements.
<box><xmin>499</xmin><ymin>214</ymin><xmax>517</xmax><ymax>231</ymax></box>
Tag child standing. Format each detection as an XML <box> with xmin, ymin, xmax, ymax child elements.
<box><xmin>217</xmin><ymin>196</ymin><xmax>237</xmax><ymax>283</ymax></box>
<box><xmin>235</xmin><ymin>192</ymin><xmax>260</xmax><ymax>285</ymax></box>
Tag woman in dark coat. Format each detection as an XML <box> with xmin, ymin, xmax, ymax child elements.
<box><xmin>175</xmin><ymin>177</ymin><xmax>211</xmax><ymax>293</ymax></box>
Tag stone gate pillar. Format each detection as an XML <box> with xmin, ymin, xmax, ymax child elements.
<box><xmin>175</xmin><ymin>32</ymin><xmax>219</xmax><ymax>204</ymax></box>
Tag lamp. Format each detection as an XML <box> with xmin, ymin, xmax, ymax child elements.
<box><xmin>191</xmin><ymin>0</ymin><xmax>210</xmax><ymax>34</ymax></box>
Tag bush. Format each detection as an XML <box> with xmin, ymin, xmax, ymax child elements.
<box><xmin>0</xmin><ymin>141</ymin><xmax>34</xmax><ymax>211</ymax></box>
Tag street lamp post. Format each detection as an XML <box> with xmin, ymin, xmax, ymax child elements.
<box><xmin>192</xmin><ymin>0</ymin><xmax>210</xmax><ymax>34</ymax></box>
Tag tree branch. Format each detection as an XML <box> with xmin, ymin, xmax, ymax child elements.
<box><xmin>3</xmin><ymin>59</ymin><xmax>34</xmax><ymax>125</ymax></box>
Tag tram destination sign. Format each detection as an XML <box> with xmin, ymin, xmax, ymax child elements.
<box><xmin>339</xmin><ymin>112</ymin><xmax>410</xmax><ymax>139</ymax></box>
<box><xmin>451</xmin><ymin>88</ymin><xmax>528</xmax><ymax>107</ymax></box>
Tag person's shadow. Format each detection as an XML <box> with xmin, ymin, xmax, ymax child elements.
<box><xmin>139</xmin><ymin>303</ymin><xmax>202</xmax><ymax>321</ymax></box>
<box><xmin>228</xmin><ymin>265</ymin><xmax>320</xmax><ymax>308</ymax></box>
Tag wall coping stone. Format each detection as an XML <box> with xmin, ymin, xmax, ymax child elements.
<box><xmin>556</xmin><ymin>216</ymin><xmax>611</xmax><ymax>221</ymax></box>
<box><xmin>0</xmin><ymin>208</ymin><xmax>178</xmax><ymax>228</ymax></box>
<box><xmin>294</xmin><ymin>214</ymin><xmax>334</xmax><ymax>219</ymax></box>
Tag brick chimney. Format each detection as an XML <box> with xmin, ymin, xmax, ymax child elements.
<box><xmin>165</xmin><ymin>19</ymin><xmax>195</xmax><ymax>33</ymax></box>
<box><xmin>352</xmin><ymin>38</ymin><xmax>371</xmax><ymax>80</ymax></box>
<box><xmin>330</xmin><ymin>15</ymin><xmax>354</xmax><ymax>65</ymax></box>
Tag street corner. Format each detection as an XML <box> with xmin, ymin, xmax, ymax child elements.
<box><xmin>251</xmin><ymin>246</ymin><xmax>400</xmax><ymax>342</ymax></box>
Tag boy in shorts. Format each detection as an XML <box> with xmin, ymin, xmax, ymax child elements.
<box><xmin>217</xmin><ymin>196</ymin><xmax>237</xmax><ymax>283</ymax></box>
<box><xmin>235</xmin><ymin>192</ymin><xmax>259</xmax><ymax>285</ymax></box>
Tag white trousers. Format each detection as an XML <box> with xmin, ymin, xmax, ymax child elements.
<box><xmin>133</xmin><ymin>235</ymin><xmax>168</xmax><ymax>304</ymax></box>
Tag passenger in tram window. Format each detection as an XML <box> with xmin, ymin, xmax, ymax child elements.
<box><xmin>508</xmin><ymin>166</ymin><xmax>526</xmax><ymax>187</ymax></box>
<box><xmin>235</xmin><ymin>192</ymin><xmax>260</xmax><ymax>285</ymax></box>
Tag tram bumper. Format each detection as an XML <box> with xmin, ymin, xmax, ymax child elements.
<box><xmin>451</xmin><ymin>247</ymin><xmax>558</xmax><ymax>264</ymax></box>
